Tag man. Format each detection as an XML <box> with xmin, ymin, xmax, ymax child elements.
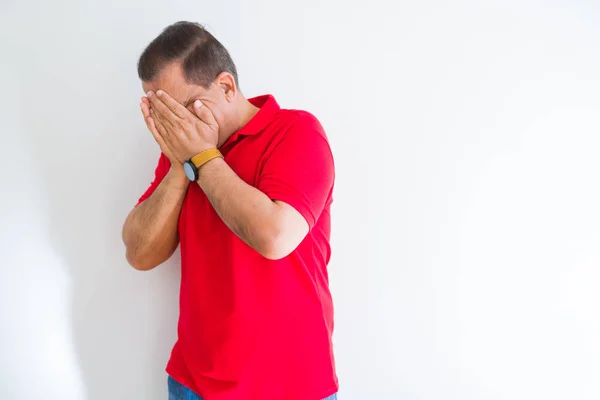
<box><xmin>121</xmin><ymin>21</ymin><xmax>337</xmax><ymax>400</ymax></box>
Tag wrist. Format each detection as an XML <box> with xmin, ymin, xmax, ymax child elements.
<box><xmin>184</xmin><ymin>148</ymin><xmax>223</xmax><ymax>182</ymax></box>
<box><xmin>166</xmin><ymin>165</ymin><xmax>190</xmax><ymax>189</ymax></box>
<box><xmin>197</xmin><ymin>156</ymin><xmax>225</xmax><ymax>184</ymax></box>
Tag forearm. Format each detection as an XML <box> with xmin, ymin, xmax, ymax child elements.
<box><xmin>196</xmin><ymin>158</ymin><xmax>282</xmax><ymax>258</ymax></box>
<box><xmin>123</xmin><ymin>167</ymin><xmax>189</xmax><ymax>270</ymax></box>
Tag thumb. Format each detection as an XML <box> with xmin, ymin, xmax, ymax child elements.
<box><xmin>193</xmin><ymin>100</ymin><xmax>217</xmax><ymax>127</ymax></box>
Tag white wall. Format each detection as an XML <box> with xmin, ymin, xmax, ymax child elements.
<box><xmin>1</xmin><ymin>1</ymin><xmax>599</xmax><ymax>399</ymax></box>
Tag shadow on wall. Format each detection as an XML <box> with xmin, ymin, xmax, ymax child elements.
<box><xmin>18</xmin><ymin>30</ymin><xmax>181</xmax><ymax>400</ymax></box>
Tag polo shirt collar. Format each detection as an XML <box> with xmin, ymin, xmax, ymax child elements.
<box><xmin>236</xmin><ymin>95</ymin><xmax>280</xmax><ymax>136</ymax></box>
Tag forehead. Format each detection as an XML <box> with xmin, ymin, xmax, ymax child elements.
<box><xmin>141</xmin><ymin>62</ymin><xmax>197</xmax><ymax>101</ymax></box>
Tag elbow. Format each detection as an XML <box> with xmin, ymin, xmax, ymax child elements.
<box><xmin>259</xmin><ymin>246</ymin><xmax>291</xmax><ymax>261</ymax></box>
<box><xmin>260</xmin><ymin>248</ymin><xmax>290</xmax><ymax>261</ymax></box>
<box><xmin>125</xmin><ymin>249</ymin><xmax>159</xmax><ymax>271</ymax></box>
<box><xmin>122</xmin><ymin>223</ymin><xmax>163</xmax><ymax>271</ymax></box>
<box><xmin>254</xmin><ymin>213</ymin><xmax>309</xmax><ymax>260</ymax></box>
<box><xmin>257</xmin><ymin>233</ymin><xmax>298</xmax><ymax>261</ymax></box>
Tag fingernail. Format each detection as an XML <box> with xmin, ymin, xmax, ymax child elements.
<box><xmin>147</xmin><ymin>91</ymin><xmax>152</xmax><ymax>97</ymax></box>
<box><xmin>194</xmin><ymin>100</ymin><xmax>203</xmax><ymax>108</ymax></box>
<box><xmin>150</xmin><ymin>108</ymin><xmax>153</xmax><ymax>114</ymax></box>
<box><xmin>156</xmin><ymin>90</ymin><xmax>163</xmax><ymax>96</ymax></box>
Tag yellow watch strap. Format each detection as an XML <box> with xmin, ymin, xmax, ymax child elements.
<box><xmin>190</xmin><ymin>148</ymin><xmax>223</xmax><ymax>169</ymax></box>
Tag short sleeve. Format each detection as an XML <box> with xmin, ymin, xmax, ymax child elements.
<box><xmin>136</xmin><ymin>153</ymin><xmax>171</xmax><ymax>206</ymax></box>
<box><xmin>257</xmin><ymin>112</ymin><xmax>334</xmax><ymax>229</ymax></box>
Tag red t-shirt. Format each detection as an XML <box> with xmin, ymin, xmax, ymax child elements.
<box><xmin>137</xmin><ymin>95</ymin><xmax>338</xmax><ymax>400</ymax></box>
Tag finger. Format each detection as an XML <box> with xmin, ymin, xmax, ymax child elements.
<box><xmin>148</xmin><ymin>116</ymin><xmax>175</xmax><ymax>155</ymax></box>
<box><xmin>193</xmin><ymin>100</ymin><xmax>218</xmax><ymax>127</ymax></box>
<box><xmin>156</xmin><ymin>90</ymin><xmax>190</xmax><ymax>119</ymax></box>
<box><xmin>140</xmin><ymin>105</ymin><xmax>161</xmax><ymax>136</ymax></box>
<box><xmin>141</xmin><ymin>108</ymin><xmax>158</xmax><ymax>136</ymax></box>
<box><xmin>150</xmin><ymin>110</ymin><xmax>170</xmax><ymax>139</ymax></box>
<box><xmin>149</xmin><ymin>108</ymin><xmax>175</xmax><ymax>141</ymax></box>
<box><xmin>147</xmin><ymin>91</ymin><xmax>177</xmax><ymax>126</ymax></box>
<box><xmin>140</xmin><ymin>101</ymin><xmax>151</xmax><ymax>119</ymax></box>
<box><xmin>154</xmin><ymin>115</ymin><xmax>178</xmax><ymax>156</ymax></box>
<box><xmin>140</xmin><ymin>106</ymin><xmax>166</xmax><ymax>144</ymax></box>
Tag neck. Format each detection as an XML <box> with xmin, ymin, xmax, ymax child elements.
<box><xmin>219</xmin><ymin>96</ymin><xmax>259</xmax><ymax>146</ymax></box>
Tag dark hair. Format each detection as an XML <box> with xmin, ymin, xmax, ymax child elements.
<box><xmin>137</xmin><ymin>21</ymin><xmax>238</xmax><ymax>88</ymax></box>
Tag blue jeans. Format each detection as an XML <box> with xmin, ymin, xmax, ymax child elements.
<box><xmin>168</xmin><ymin>376</ymin><xmax>337</xmax><ymax>400</ymax></box>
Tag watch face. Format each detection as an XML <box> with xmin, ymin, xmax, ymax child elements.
<box><xmin>183</xmin><ymin>161</ymin><xmax>197</xmax><ymax>181</ymax></box>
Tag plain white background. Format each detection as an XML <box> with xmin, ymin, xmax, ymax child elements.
<box><xmin>1</xmin><ymin>0</ymin><xmax>599</xmax><ymax>399</ymax></box>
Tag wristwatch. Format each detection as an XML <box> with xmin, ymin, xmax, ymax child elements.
<box><xmin>183</xmin><ymin>148</ymin><xmax>223</xmax><ymax>181</ymax></box>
